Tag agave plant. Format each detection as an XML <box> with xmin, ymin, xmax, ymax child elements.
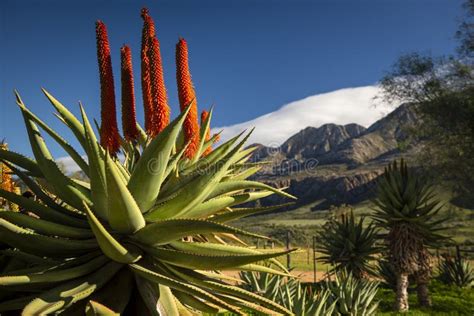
<box><xmin>0</xmin><ymin>8</ymin><xmax>297</xmax><ymax>315</ymax></box>
<box><xmin>376</xmin><ymin>258</ymin><xmax>397</xmax><ymax>291</ymax></box>
<box><xmin>239</xmin><ymin>268</ymin><xmax>336</xmax><ymax>316</ymax></box>
<box><xmin>324</xmin><ymin>272</ymin><xmax>379</xmax><ymax>316</ymax></box>
<box><xmin>438</xmin><ymin>254</ymin><xmax>474</xmax><ymax>288</ymax></box>
<box><xmin>317</xmin><ymin>211</ymin><xmax>380</xmax><ymax>279</ymax></box>
<box><xmin>372</xmin><ymin>159</ymin><xmax>448</xmax><ymax>311</ymax></box>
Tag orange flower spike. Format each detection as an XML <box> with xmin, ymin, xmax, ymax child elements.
<box><xmin>201</xmin><ymin>110</ymin><xmax>212</xmax><ymax>156</ymax></box>
<box><xmin>96</xmin><ymin>21</ymin><xmax>120</xmax><ymax>154</ymax></box>
<box><xmin>176</xmin><ymin>38</ymin><xmax>200</xmax><ymax>159</ymax></box>
<box><xmin>148</xmin><ymin>36</ymin><xmax>170</xmax><ymax>133</ymax></box>
<box><xmin>140</xmin><ymin>8</ymin><xmax>156</xmax><ymax>136</ymax></box>
<box><xmin>120</xmin><ymin>45</ymin><xmax>139</xmax><ymax>141</ymax></box>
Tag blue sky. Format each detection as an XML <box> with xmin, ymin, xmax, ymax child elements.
<box><xmin>0</xmin><ymin>0</ymin><xmax>463</xmax><ymax>157</ymax></box>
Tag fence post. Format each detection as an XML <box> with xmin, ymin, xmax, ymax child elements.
<box><xmin>307</xmin><ymin>243</ymin><xmax>310</xmax><ymax>265</ymax></box>
<box><xmin>286</xmin><ymin>231</ymin><xmax>291</xmax><ymax>269</ymax></box>
<box><xmin>456</xmin><ymin>245</ymin><xmax>461</xmax><ymax>261</ymax></box>
<box><xmin>313</xmin><ymin>235</ymin><xmax>317</xmax><ymax>283</ymax></box>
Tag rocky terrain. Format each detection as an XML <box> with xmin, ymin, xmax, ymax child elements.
<box><xmin>248</xmin><ymin>103</ymin><xmax>420</xmax><ymax>210</ymax></box>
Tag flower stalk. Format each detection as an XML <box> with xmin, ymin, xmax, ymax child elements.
<box><xmin>148</xmin><ymin>36</ymin><xmax>170</xmax><ymax>134</ymax></box>
<box><xmin>120</xmin><ymin>45</ymin><xmax>139</xmax><ymax>141</ymax></box>
<box><xmin>96</xmin><ymin>20</ymin><xmax>120</xmax><ymax>154</ymax></box>
<box><xmin>176</xmin><ymin>38</ymin><xmax>200</xmax><ymax>159</ymax></box>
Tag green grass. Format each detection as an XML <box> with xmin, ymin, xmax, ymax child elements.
<box><xmin>207</xmin><ymin>282</ymin><xmax>474</xmax><ymax>315</ymax></box>
<box><xmin>376</xmin><ymin>281</ymin><xmax>474</xmax><ymax>315</ymax></box>
<box><xmin>233</xmin><ymin>194</ymin><xmax>474</xmax><ymax>255</ymax></box>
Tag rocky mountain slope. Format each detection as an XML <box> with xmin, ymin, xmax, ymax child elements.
<box><xmin>249</xmin><ymin>103</ymin><xmax>420</xmax><ymax>210</ymax></box>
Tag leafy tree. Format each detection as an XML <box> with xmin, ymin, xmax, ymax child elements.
<box><xmin>379</xmin><ymin>0</ymin><xmax>474</xmax><ymax>202</ymax></box>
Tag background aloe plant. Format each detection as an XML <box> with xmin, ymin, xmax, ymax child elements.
<box><xmin>317</xmin><ymin>211</ymin><xmax>380</xmax><ymax>279</ymax></box>
<box><xmin>239</xmin><ymin>268</ymin><xmax>337</xmax><ymax>316</ymax></box>
<box><xmin>323</xmin><ymin>272</ymin><xmax>380</xmax><ymax>316</ymax></box>
<box><xmin>372</xmin><ymin>159</ymin><xmax>449</xmax><ymax>311</ymax></box>
<box><xmin>0</xmin><ymin>8</ymin><xmax>297</xmax><ymax>315</ymax></box>
<box><xmin>438</xmin><ymin>254</ymin><xmax>474</xmax><ymax>288</ymax></box>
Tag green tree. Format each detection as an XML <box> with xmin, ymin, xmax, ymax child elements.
<box><xmin>379</xmin><ymin>0</ymin><xmax>474</xmax><ymax>202</ymax></box>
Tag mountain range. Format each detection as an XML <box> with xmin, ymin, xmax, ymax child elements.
<box><xmin>248</xmin><ymin>103</ymin><xmax>420</xmax><ymax>210</ymax></box>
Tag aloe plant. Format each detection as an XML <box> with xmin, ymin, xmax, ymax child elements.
<box><xmin>239</xmin><ymin>268</ymin><xmax>336</xmax><ymax>316</ymax></box>
<box><xmin>0</xmin><ymin>8</ymin><xmax>297</xmax><ymax>315</ymax></box>
<box><xmin>438</xmin><ymin>254</ymin><xmax>474</xmax><ymax>288</ymax></box>
<box><xmin>317</xmin><ymin>211</ymin><xmax>379</xmax><ymax>279</ymax></box>
<box><xmin>372</xmin><ymin>159</ymin><xmax>448</xmax><ymax>311</ymax></box>
<box><xmin>324</xmin><ymin>272</ymin><xmax>379</xmax><ymax>316</ymax></box>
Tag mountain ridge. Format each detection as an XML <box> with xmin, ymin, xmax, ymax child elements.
<box><xmin>248</xmin><ymin>103</ymin><xmax>420</xmax><ymax>210</ymax></box>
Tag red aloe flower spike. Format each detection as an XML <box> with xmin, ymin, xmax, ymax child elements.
<box><xmin>120</xmin><ymin>45</ymin><xmax>139</xmax><ymax>141</ymax></box>
<box><xmin>148</xmin><ymin>36</ymin><xmax>170</xmax><ymax>134</ymax></box>
<box><xmin>176</xmin><ymin>38</ymin><xmax>200</xmax><ymax>159</ymax></box>
<box><xmin>96</xmin><ymin>20</ymin><xmax>120</xmax><ymax>155</ymax></box>
<box><xmin>140</xmin><ymin>8</ymin><xmax>156</xmax><ymax>136</ymax></box>
<box><xmin>201</xmin><ymin>110</ymin><xmax>212</xmax><ymax>156</ymax></box>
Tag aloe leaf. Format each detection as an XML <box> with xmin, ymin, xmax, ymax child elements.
<box><xmin>41</xmin><ymin>88</ymin><xmax>87</xmax><ymax>149</ymax></box>
<box><xmin>129</xmin><ymin>263</ymin><xmax>243</xmax><ymax>315</ymax></box>
<box><xmin>156</xmin><ymin>285</ymin><xmax>180</xmax><ymax>315</ymax></box>
<box><xmin>86</xmin><ymin>301</ymin><xmax>119</xmax><ymax>316</ymax></box>
<box><xmin>84</xmin><ymin>268</ymin><xmax>133</xmax><ymax>315</ymax></box>
<box><xmin>134</xmin><ymin>274</ymin><xmax>161</xmax><ymax>316</ymax></box>
<box><xmin>208</xmin><ymin>180</ymin><xmax>296</xmax><ymax>200</ymax></box>
<box><xmin>83</xmin><ymin>203</ymin><xmax>141</xmax><ymax>264</ymax></box>
<box><xmin>166</xmin><ymin>264</ymin><xmax>292</xmax><ymax>315</ymax></box>
<box><xmin>21</xmin><ymin>261</ymin><xmax>121</xmax><ymax>315</ymax></box>
<box><xmin>133</xmin><ymin>219</ymin><xmax>266</xmax><ymax>246</ymax></box>
<box><xmin>18</xmin><ymin>99</ymin><xmax>89</xmax><ymax>176</ymax></box>
<box><xmin>128</xmin><ymin>105</ymin><xmax>191</xmax><ymax>212</ymax></box>
<box><xmin>229</xmin><ymin>264</ymin><xmax>292</xmax><ymax>277</ymax></box>
<box><xmin>230</xmin><ymin>165</ymin><xmax>262</xmax><ymax>181</ymax></box>
<box><xmin>135</xmin><ymin>123</ymin><xmax>148</xmax><ymax>147</ymax></box>
<box><xmin>0</xmin><ymin>211</ymin><xmax>92</xmax><ymax>239</ymax></box>
<box><xmin>19</xmin><ymin>105</ymin><xmax>91</xmax><ymax>210</ymax></box>
<box><xmin>170</xmin><ymin>240</ymin><xmax>288</xmax><ymax>257</ymax></box>
<box><xmin>163</xmin><ymin>142</ymin><xmax>188</xmax><ymax>180</ymax></box>
<box><xmin>0</xmin><ymin>189</ymin><xmax>87</xmax><ymax>228</ymax></box>
<box><xmin>0</xmin><ymin>255</ymin><xmax>108</xmax><ymax>285</ymax></box>
<box><xmin>215</xmin><ymin>293</ymin><xmax>289</xmax><ymax>316</ymax></box>
<box><xmin>144</xmin><ymin>245</ymin><xmax>294</xmax><ymax>270</ymax></box>
<box><xmin>193</xmin><ymin>107</ymin><xmax>213</xmax><ymax>163</ymax></box>
<box><xmin>3</xmin><ymin>162</ymin><xmax>84</xmax><ymax>219</ymax></box>
<box><xmin>182</xmin><ymin>191</ymin><xmax>274</xmax><ymax>219</ymax></box>
<box><xmin>0</xmin><ymin>148</ymin><xmax>42</xmax><ymax>177</ymax></box>
<box><xmin>145</xmin><ymin>131</ymin><xmax>253</xmax><ymax>221</ymax></box>
<box><xmin>182</xmin><ymin>131</ymin><xmax>244</xmax><ymax>176</ymax></box>
<box><xmin>0</xmin><ymin>249</ymin><xmax>59</xmax><ymax>266</ymax></box>
<box><xmin>0</xmin><ymin>218</ymin><xmax>97</xmax><ymax>258</ymax></box>
<box><xmin>212</xmin><ymin>203</ymin><xmax>294</xmax><ymax>222</ymax></box>
<box><xmin>103</xmin><ymin>153</ymin><xmax>145</xmax><ymax>233</ymax></box>
<box><xmin>79</xmin><ymin>104</ymin><xmax>108</xmax><ymax>220</ymax></box>
<box><xmin>172</xmin><ymin>289</ymin><xmax>219</xmax><ymax>314</ymax></box>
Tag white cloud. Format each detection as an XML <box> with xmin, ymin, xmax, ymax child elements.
<box><xmin>56</xmin><ymin>156</ymin><xmax>84</xmax><ymax>174</ymax></box>
<box><xmin>56</xmin><ymin>85</ymin><xmax>396</xmax><ymax>173</ymax></box>
<box><xmin>212</xmin><ymin>85</ymin><xmax>396</xmax><ymax>146</ymax></box>
<box><xmin>56</xmin><ymin>154</ymin><xmax>124</xmax><ymax>174</ymax></box>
